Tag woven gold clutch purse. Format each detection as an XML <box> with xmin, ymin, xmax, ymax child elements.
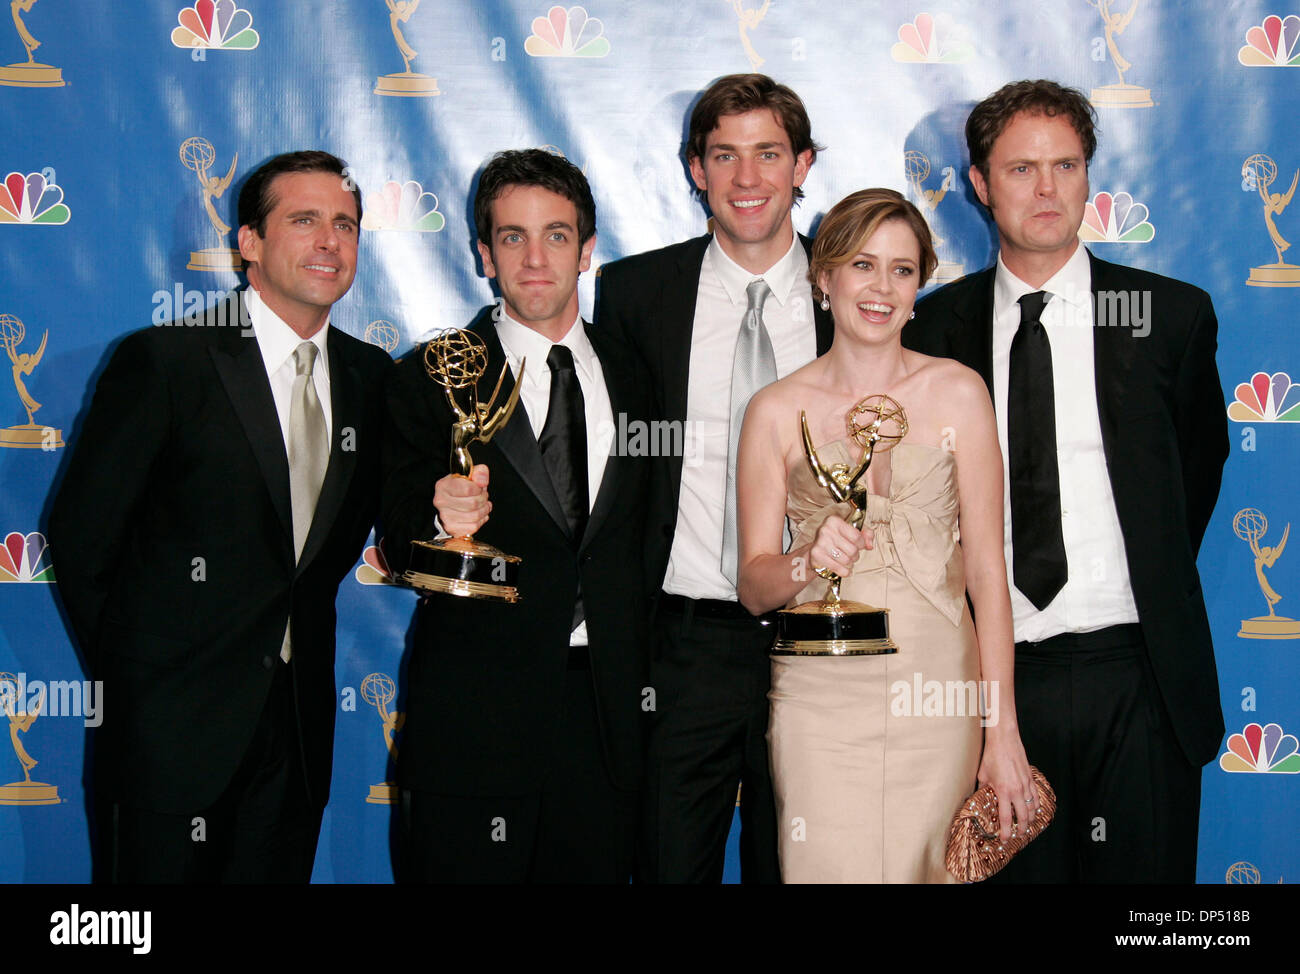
<box><xmin>945</xmin><ymin>767</ymin><xmax>1056</xmax><ymax>882</ymax></box>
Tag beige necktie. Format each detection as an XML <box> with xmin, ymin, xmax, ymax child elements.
<box><xmin>282</xmin><ymin>341</ymin><xmax>329</xmax><ymax>661</ymax></box>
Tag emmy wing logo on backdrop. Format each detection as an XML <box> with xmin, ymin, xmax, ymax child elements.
<box><xmin>1241</xmin><ymin>154</ymin><xmax>1300</xmax><ymax>287</ymax></box>
<box><xmin>727</xmin><ymin>1</ymin><xmax>769</xmax><ymax>70</ymax></box>
<box><xmin>1220</xmin><ymin>722</ymin><xmax>1300</xmax><ymax>773</ymax></box>
<box><xmin>0</xmin><ymin>673</ymin><xmax>59</xmax><ymax>805</ymax></box>
<box><xmin>1238</xmin><ymin>14</ymin><xmax>1300</xmax><ymax>66</ymax></box>
<box><xmin>361</xmin><ymin>180</ymin><xmax>445</xmax><ymax>232</ymax></box>
<box><xmin>0</xmin><ymin>169</ymin><xmax>69</xmax><ymax>225</ymax></box>
<box><xmin>1088</xmin><ymin>1</ymin><xmax>1153</xmax><ymax>108</ymax></box>
<box><xmin>0</xmin><ymin>531</ymin><xmax>53</xmax><ymax>582</ymax></box>
<box><xmin>524</xmin><ymin>6</ymin><xmax>609</xmax><ymax>58</ymax></box>
<box><xmin>1227</xmin><ymin>371</ymin><xmax>1300</xmax><ymax>423</ymax></box>
<box><xmin>179</xmin><ymin>137</ymin><xmax>242</xmax><ymax>272</ymax></box>
<box><xmin>375</xmin><ymin>0</ymin><xmax>439</xmax><ymax>97</ymax></box>
<box><xmin>1078</xmin><ymin>191</ymin><xmax>1155</xmax><ymax>243</ymax></box>
<box><xmin>361</xmin><ymin>673</ymin><xmax>404</xmax><ymax>804</ymax></box>
<box><xmin>364</xmin><ymin>319</ymin><xmax>401</xmax><ymax>353</ymax></box>
<box><xmin>0</xmin><ymin>0</ymin><xmax>64</xmax><ymax>86</ymax></box>
<box><xmin>170</xmin><ymin>0</ymin><xmax>259</xmax><ymax>51</ymax></box>
<box><xmin>1233</xmin><ymin>508</ymin><xmax>1300</xmax><ymax>639</ymax></box>
<box><xmin>903</xmin><ymin>151</ymin><xmax>963</xmax><ymax>282</ymax></box>
<box><xmin>889</xmin><ymin>12</ymin><xmax>973</xmax><ymax>63</ymax></box>
<box><xmin>0</xmin><ymin>315</ymin><xmax>62</xmax><ymax>449</ymax></box>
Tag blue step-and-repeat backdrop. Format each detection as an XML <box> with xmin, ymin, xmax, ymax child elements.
<box><xmin>0</xmin><ymin>0</ymin><xmax>1296</xmax><ymax>884</ymax></box>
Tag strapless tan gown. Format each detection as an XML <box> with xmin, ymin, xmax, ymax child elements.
<box><xmin>769</xmin><ymin>443</ymin><xmax>982</xmax><ymax>883</ymax></box>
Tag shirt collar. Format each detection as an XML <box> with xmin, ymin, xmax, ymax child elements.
<box><xmin>994</xmin><ymin>243</ymin><xmax>1092</xmax><ymax>316</ymax></box>
<box><xmin>706</xmin><ymin>231</ymin><xmax>806</xmax><ymax>308</ymax></box>
<box><xmin>492</xmin><ymin>300</ymin><xmax>598</xmax><ymax>384</ymax></box>
<box><xmin>245</xmin><ymin>286</ymin><xmax>331</xmax><ymax>377</ymax></box>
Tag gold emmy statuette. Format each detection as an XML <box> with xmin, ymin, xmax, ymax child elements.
<box><xmin>374</xmin><ymin>0</ymin><xmax>439</xmax><ymax>97</ymax></box>
<box><xmin>1234</xmin><ymin>509</ymin><xmax>1300</xmax><ymax>639</ymax></box>
<box><xmin>904</xmin><ymin>150</ymin><xmax>964</xmax><ymax>283</ymax></box>
<box><xmin>1088</xmin><ymin>0</ymin><xmax>1154</xmax><ymax>108</ymax></box>
<box><xmin>773</xmin><ymin>395</ymin><xmax>908</xmax><ymax>656</ymax></box>
<box><xmin>400</xmin><ymin>329</ymin><xmax>525</xmax><ymax>601</ymax></box>
<box><xmin>0</xmin><ymin>674</ymin><xmax>59</xmax><ymax>805</ymax></box>
<box><xmin>361</xmin><ymin>673</ymin><xmax>404</xmax><ymax>803</ymax></box>
<box><xmin>179</xmin><ymin>137</ymin><xmax>243</xmax><ymax>272</ymax></box>
<box><xmin>1242</xmin><ymin>155</ymin><xmax>1300</xmax><ymax>287</ymax></box>
<box><xmin>0</xmin><ymin>0</ymin><xmax>65</xmax><ymax>87</ymax></box>
<box><xmin>0</xmin><ymin>314</ymin><xmax>63</xmax><ymax>449</ymax></box>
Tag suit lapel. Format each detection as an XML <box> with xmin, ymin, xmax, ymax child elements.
<box><xmin>209</xmin><ymin>291</ymin><xmax>293</xmax><ymax>543</ymax></box>
<box><xmin>662</xmin><ymin>236</ymin><xmax>710</xmax><ymax>426</ymax></box>
<box><xmin>800</xmin><ymin>234</ymin><xmax>835</xmax><ymax>354</ymax></box>
<box><xmin>662</xmin><ymin>236</ymin><xmax>710</xmax><ymax>502</ymax></box>
<box><xmin>581</xmin><ymin>322</ymin><xmax>626</xmax><ymax>553</ymax></box>
<box><xmin>1088</xmin><ymin>250</ymin><xmax>1137</xmax><ymax>473</ymax></box>
<box><xmin>297</xmin><ymin>327</ymin><xmax>364</xmax><ymax>572</ymax></box>
<box><xmin>470</xmin><ymin>308</ymin><xmax>572</xmax><ymax>540</ymax></box>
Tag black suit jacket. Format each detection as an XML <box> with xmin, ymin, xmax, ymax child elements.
<box><xmin>902</xmin><ymin>249</ymin><xmax>1227</xmax><ymax>766</ymax></box>
<box><xmin>49</xmin><ymin>291</ymin><xmax>393</xmax><ymax>813</ymax></box>
<box><xmin>595</xmin><ymin>233</ymin><xmax>834</xmax><ymax>591</ymax></box>
<box><xmin>383</xmin><ymin>306</ymin><xmax>651</xmax><ymax>796</ymax></box>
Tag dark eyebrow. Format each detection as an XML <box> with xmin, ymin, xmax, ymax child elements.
<box><xmin>285</xmin><ymin>207</ymin><xmax>357</xmax><ymax>226</ymax></box>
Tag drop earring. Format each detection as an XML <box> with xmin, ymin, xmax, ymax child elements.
<box><xmin>820</xmin><ymin>296</ymin><xmax>830</xmax><ymax>311</ymax></box>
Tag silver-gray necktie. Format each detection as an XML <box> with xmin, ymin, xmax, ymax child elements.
<box><xmin>720</xmin><ymin>279</ymin><xmax>776</xmax><ymax>585</ymax></box>
<box><xmin>283</xmin><ymin>341</ymin><xmax>328</xmax><ymax>661</ymax></box>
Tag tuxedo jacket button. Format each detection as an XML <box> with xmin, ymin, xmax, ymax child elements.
<box><xmin>262</xmin><ymin>655</ymin><xmax>275</xmax><ymax>670</ymax></box>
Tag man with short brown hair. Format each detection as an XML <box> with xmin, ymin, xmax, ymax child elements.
<box><xmin>598</xmin><ymin>74</ymin><xmax>833</xmax><ymax>883</ymax></box>
<box><xmin>905</xmin><ymin>80</ymin><xmax>1227</xmax><ymax>882</ymax></box>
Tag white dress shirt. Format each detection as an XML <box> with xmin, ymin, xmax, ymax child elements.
<box><xmin>991</xmin><ymin>243</ymin><xmax>1140</xmax><ymax>642</ymax></box>
<box><xmin>663</xmin><ymin>233</ymin><xmax>819</xmax><ymax>601</ymax></box>
<box><xmin>494</xmin><ymin>301</ymin><xmax>614</xmax><ymax>646</ymax></box>
<box><xmin>244</xmin><ymin>286</ymin><xmax>333</xmax><ymax>448</ymax></box>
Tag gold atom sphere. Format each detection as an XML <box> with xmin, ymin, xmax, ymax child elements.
<box><xmin>847</xmin><ymin>394</ymin><xmax>908</xmax><ymax>451</ymax></box>
<box><xmin>424</xmin><ymin>329</ymin><xmax>489</xmax><ymax>389</ymax></box>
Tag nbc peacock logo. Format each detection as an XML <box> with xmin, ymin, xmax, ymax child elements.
<box><xmin>1219</xmin><ymin>721</ymin><xmax>1300</xmax><ymax>773</ymax></box>
<box><xmin>170</xmin><ymin>0</ymin><xmax>260</xmax><ymax>51</ymax></box>
<box><xmin>0</xmin><ymin>532</ymin><xmax>54</xmax><ymax>583</ymax></box>
<box><xmin>360</xmin><ymin>180</ymin><xmax>445</xmax><ymax>233</ymax></box>
<box><xmin>890</xmin><ymin>13</ymin><xmax>973</xmax><ymax>63</ymax></box>
<box><xmin>1238</xmin><ymin>14</ymin><xmax>1300</xmax><ymax>66</ymax></box>
<box><xmin>354</xmin><ymin>541</ymin><xmax>395</xmax><ymax>586</ymax></box>
<box><xmin>0</xmin><ymin>169</ymin><xmax>68</xmax><ymax>225</ymax></box>
<box><xmin>1078</xmin><ymin>191</ymin><xmax>1155</xmax><ymax>243</ymax></box>
<box><xmin>525</xmin><ymin>5</ymin><xmax>610</xmax><ymax>58</ymax></box>
<box><xmin>1227</xmin><ymin>370</ymin><xmax>1300</xmax><ymax>423</ymax></box>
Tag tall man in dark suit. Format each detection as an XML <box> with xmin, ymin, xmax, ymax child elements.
<box><xmin>597</xmin><ymin>74</ymin><xmax>833</xmax><ymax>883</ymax></box>
<box><xmin>50</xmin><ymin>150</ymin><xmax>393</xmax><ymax>882</ymax></box>
<box><xmin>384</xmin><ymin>149</ymin><xmax>650</xmax><ymax>883</ymax></box>
<box><xmin>904</xmin><ymin>80</ymin><xmax>1227</xmax><ymax>882</ymax></box>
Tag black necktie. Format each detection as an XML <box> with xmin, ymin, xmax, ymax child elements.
<box><xmin>1008</xmin><ymin>291</ymin><xmax>1068</xmax><ymax>610</ymax></box>
<box><xmin>539</xmin><ymin>344</ymin><xmax>589</xmax><ymax>542</ymax></box>
<box><xmin>539</xmin><ymin>344</ymin><xmax>589</xmax><ymax>633</ymax></box>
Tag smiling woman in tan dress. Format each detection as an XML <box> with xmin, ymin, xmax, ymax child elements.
<box><xmin>736</xmin><ymin>189</ymin><xmax>1033</xmax><ymax>883</ymax></box>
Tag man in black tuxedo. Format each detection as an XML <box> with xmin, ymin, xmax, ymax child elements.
<box><xmin>597</xmin><ymin>74</ymin><xmax>833</xmax><ymax>883</ymax></box>
<box><xmin>904</xmin><ymin>80</ymin><xmax>1227</xmax><ymax>882</ymax></box>
<box><xmin>384</xmin><ymin>149</ymin><xmax>650</xmax><ymax>883</ymax></box>
<box><xmin>50</xmin><ymin>150</ymin><xmax>393</xmax><ymax>882</ymax></box>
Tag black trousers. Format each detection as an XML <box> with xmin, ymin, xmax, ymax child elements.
<box><xmin>993</xmin><ymin>625</ymin><xmax>1202</xmax><ymax>884</ymax></box>
<box><xmin>636</xmin><ymin>598</ymin><xmax>781</xmax><ymax>884</ymax></box>
<box><xmin>96</xmin><ymin>660</ymin><xmax>321</xmax><ymax>884</ymax></box>
<box><xmin>398</xmin><ymin>665</ymin><xmax>636</xmax><ymax>883</ymax></box>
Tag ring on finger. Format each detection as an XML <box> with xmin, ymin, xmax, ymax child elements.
<box><xmin>830</xmin><ymin>547</ymin><xmax>841</xmax><ymax>559</ymax></box>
